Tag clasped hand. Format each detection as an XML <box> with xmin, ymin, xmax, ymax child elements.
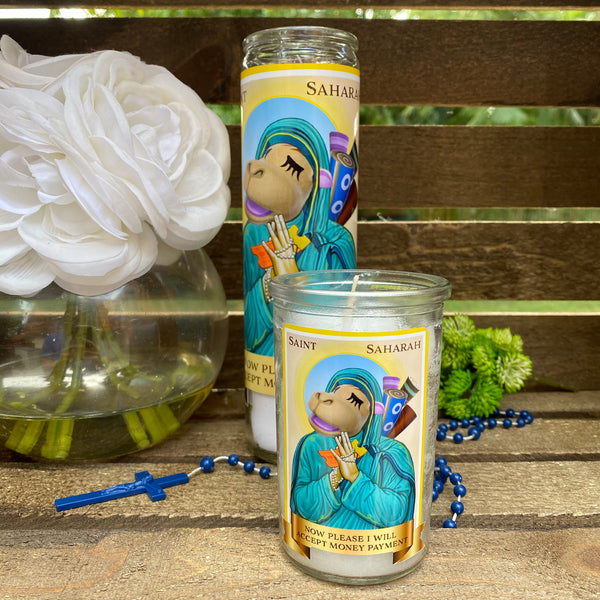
<box><xmin>332</xmin><ymin>431</ymin><xmax>359</xmax><ymax>484</ymax></box>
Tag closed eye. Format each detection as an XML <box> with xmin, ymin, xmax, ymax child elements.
<box><xmin>347</xmin><ymin>393</ymin><xmax>363</xmax><ymax>409</ymax></box>
<box><xmin>281</xmin><ymin>155</ymin><xmax>304</xmax><ymax>180</ymax></box>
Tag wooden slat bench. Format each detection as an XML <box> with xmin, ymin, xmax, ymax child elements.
<box><xmin>0</xmin><ymin>2</ymin><xmax>598</xmax><ymax>598</ymax></box>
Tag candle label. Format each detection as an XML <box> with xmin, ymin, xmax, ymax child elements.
<box><xmin>281</xmin><ymin>324</ymin><xmax>428</xmax><ymax>564</ymax></box>
<box><xmin>241</xmin><ymin>64</ymin><xmax>359</xmax><ymax>395</ymax></box>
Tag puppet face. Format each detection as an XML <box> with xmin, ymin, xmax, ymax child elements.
<box><xmin>307</xmin><ymin>384</ymin><xmax>371</xmax><ymax>438</ymax></box>
<box><xmin>244</xmin><ymin>143</ymin><xmax>314</xmax><ymax>224</ymax></box>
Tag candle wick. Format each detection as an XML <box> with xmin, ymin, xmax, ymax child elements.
<box><xmin>351</xmin><ymin>274</ymin><xmax>360</xmax><ymax>293</ymax></box>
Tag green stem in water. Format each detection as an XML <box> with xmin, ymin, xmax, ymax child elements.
<box><xmin>90</xmin><ymin>305</ymin><xmax>180</xmax><ymax>448</ymax></box>
<box><xmin>90</xmin><ymin>310</ymin><xmax>141</xmax><ymax>402</ymax></box>
<box><xmin>5</xmin><ymin>295</ymin><xmax>78</xmax><ymax>456</ymax></box>
<box><xmin>5</xmin><ymin>420</ymin><xmax>45</xmax><ymax>455</ymax></box>
<box><xmin>139</xmin><ymin>404</ymin><xmax>180</xmax><ymax>444</ymax></box>
<box><xmin>41</xmin><ymin>297</ymin><xmax>88</xmax><ymax>459</ymax></box>
<box><xmin>5</xmin><ymin>294</ymin><xmax>187</xmax><ymax>459</ymax></box>
<box><xmin>123</xmin><ymin>411</ymin><xmax>152</xmax><ymax>449</ymax></box>
<box><xmin>40</xmin><ymin>419</ymin><xmax>74</xmax><ymax>460</ymax></box>
<box><xmin>56</xmin><ymin>299</ymin><xmax>89</xmax><ymax>415</ymax></box>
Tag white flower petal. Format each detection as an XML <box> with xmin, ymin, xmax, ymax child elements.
<box><xmin>0</xmin><ymin>88</ymin><xmax>65</xmax><ymax>152</ymax></box>
<box><xmin>0</xmin><ymin>36</ymin><xmax>103</xmax><ymax>92</ymax></box>
<box><xmin>204</xmin><ymin>107</ymin><xmax>231</xmax><ymax>181</ymax></box>
<box><xmin>164</xmin><ymin>184</ymin><xmax>230</xmax><ymax>250</ymax></box>
<box><xmin>0</xmin><ymin>209</ymin><xmax>24</xmax><ymax>231</ymax></box>
<box><xmin>53</xmin><ymin>224</ymin><xmax>157</xmax><ymax>296</ymax></box>
<box><xmin>175</xmin><ymin>148</ymin><xmax>224</xmax><ymax>202</ymax></box>
<box><xmin>55</xmin><ymin>156</ymin><xmax>126</xmax><ymax>240</ymax></box>
<box><xmin>0</xmin><ymin>38</ymin><xmax>231</xmax><ymax>297</ymax></box>
<box><xmin>0</xmin><ymin>184</ymin><xmax>39</xmax><ymax>215</ymax></box>
<box><xmin>18</xmin><ymin>208</ymin><xmax>128</xmax><ymax>275</ymax></box>
<box><xmin>0</xmin><ymin>229</ymin><xmax>29</xmax><ymax>265</ymax></box>
<box><xmin>129</xmin><ymin>104</ymin><xmax>181</xmax><ymax>165</ymax></box>
<box><xmin>90</xmin><ymin>134</ymin><xmax>175</xmax><ymax>237</ymax></box>
<box><xmin>155</xmin><ymin>238</ymin><xmax>182</xmax><ymax>266</ymax></box>
<box><xmin>25</xmin><ymin>156</ymin><xmax>66</xmax><ymax>197</ymax></box>
<box><xmin>0</xmin><ymin>250</ymin><xmax>54</xmax><ymax>296</ymax></box>
<box><xmin>47</xmin><ymin>202</ymin><xmax>102</xmax><ymax>237</ymax></box>
<box><xmin>0</xmin><ymin>36</ymin><xmax>55</xmax><ymax>89</ymax></box>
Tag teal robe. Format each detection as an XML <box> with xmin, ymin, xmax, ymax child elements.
<box><xmin>243</xmin><ymin>212</ymin><xmax>355</xmax><ymax>355</ymax></box>
<box><xmin>290</xmin><ymin>412</ymin><xmax>415</xmax><ymax>530</ymax></box>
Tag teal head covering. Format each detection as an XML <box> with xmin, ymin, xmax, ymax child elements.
<box><xmin>325</xmin><ymin>368</ymin><xmax>383</xmax><ymax>446</ymax></box>
<box><xmin>254</xmin><ymin>117</ymin><xmax>330</xmax><ymax>237</ymax></box>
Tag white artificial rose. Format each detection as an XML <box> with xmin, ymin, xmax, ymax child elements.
<box><xmin>0</xmin><ymin>36</ymin><xmax>230</xmax><ymax>296</ymax></box>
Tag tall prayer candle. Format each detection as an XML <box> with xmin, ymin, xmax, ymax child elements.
<box><xmin>270</xmin><ymin>270</ymin><xmax>451</xmax><ymax>583</ymax></box>
<box><xmin>241</xmin><ymin>27</ymin><xmax>359</xmax><ymax>460</ymax></box>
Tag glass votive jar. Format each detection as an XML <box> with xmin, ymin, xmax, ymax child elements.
<box><xmin>270</xmin><ymin>270</ymin><xmax>451</xmax><ymax>584</ymax></box>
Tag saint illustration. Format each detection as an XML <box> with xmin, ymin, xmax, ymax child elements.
<box><xmin>290</xmin><ymin>368</ymin><xmax>416</xmax><ymax>530</ymax></box>
<box><xmin>243</xmin><ymin>118</ymin><xmax>356</xmax><ymax>356</ymax></box>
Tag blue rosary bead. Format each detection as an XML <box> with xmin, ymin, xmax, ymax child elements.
<box><xmin>259</xmin><ymin>466</ymin><xmax>271</xmax><ymax>479</ymax></box>
<box><xmin>449</xmin><ymin>472</ymin><xmax>462</xmax><ymax>485</ymax></box>
<box><xmin>200</xmin><ymin>456</ymin><xmax>215</xmax><ymax>473</ymax></box>
<box><xmin>439</xmin><ymin>465</ymin><xmax>452</xmax><ymax>480</ymax></box>
<box><xmin>195</xmin><ymin>454</ymin><xmax>275</xmax><ymax>480</ymax></box>
<box><xmin>454</xmin><ymin>484</ymin><xmax>467</xmax><ymax>498</ymax></box>
<box><xmin>468</xmin><ymin>426</ymin><xmax>481</xmax><ymax>440</ymax></box>
<box><xmin>438</xmin><ymin>408</ymin><xmax>533</xmax><ymax>446</ymax></box>
<box><xmin>443</xmin><ymin>519</ymin><xmax>457</xmax><ymax>528</ymax></box>
<box><xmin>521</xmin><ymin>410</ymin><xmax>534</xmax><ymax>424</ymax></box>
<box><xmin>433</xmin><ymin>457</ymin><xmax>466</xmax><ymax>528</ymax></box>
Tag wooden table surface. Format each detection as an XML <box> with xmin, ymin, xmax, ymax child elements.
<box><xmin>0</xmin><ymin>390</ymin><xmax>598</xmax><ymax>600</ymax></box>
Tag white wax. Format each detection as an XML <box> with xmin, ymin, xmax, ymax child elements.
<box><xmin>248</xmin><ymin>389</ymin><xmax>277</xmax><ymax>453</ymax></box>
<box><xmin>281</xmin><ymin>529</ymin><xmax>428</xmax><ymax>584</ymax></box>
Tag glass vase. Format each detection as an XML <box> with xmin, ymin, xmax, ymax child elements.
<box><xmin>0</xmin><ymin>249</ymin><xmax>228</xmax><ymax>460</ymax></box>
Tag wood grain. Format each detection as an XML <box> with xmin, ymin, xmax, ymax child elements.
<box><xmin>0</xmin><ymin>395</ymin><xmax>598</xmax><ymax>598</ymax></box>
<box><xmin>1</xmin><ymin>394</ymin><xmax>599</xmax><ymax>519</ymax></box>
<box><xmin>216</xmin><ymin>314</ymin><xmax>600</xmax><ymax>391</ymax></box>
<box><xmin>226</xmin><ymin>125</ymin><xmax>600</xmax><ymax>209</ymax></box>
<box><xmin>0</xmin><ymin>527</ymin><xmax>598</xmax><ymax>600</ymax></box>
<box><xmin>0</xmin><ymin>459</ymin><xmax>598</xmax><ymax>525</ymax></box>
<box><xmin>2</xmin><ymin>18</ymin><xmax>600</xmax><ymax>107</ymax></box>
<box><xmin>205</xmin><ymin>221</ymin><xmax>600</xmax><ymax>301</ymax></box>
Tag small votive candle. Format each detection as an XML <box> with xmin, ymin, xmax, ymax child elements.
<box><xmin>270</xmin><ymin>270</ymin><xmax>451</xmax><ymax>584</ymax></box>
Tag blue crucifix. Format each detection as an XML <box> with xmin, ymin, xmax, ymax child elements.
<box><xmin>55</xmin><ymin>470</ymin><xmax>189</xmax><ymax>512</ymax></box>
